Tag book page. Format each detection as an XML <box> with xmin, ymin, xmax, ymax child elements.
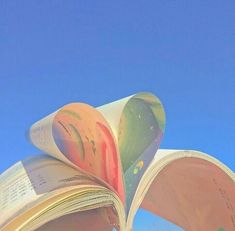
<box><xmin>29</xmin><ymin>92</ymin><xmax>166</xmax><ymax>211</ymax></box>
<box><xmin>35</xmin><ymin>208</ymin><xmax>115</xmax><ymax>231</ymax></box>
<box><xmin>0</xmin><ymin>161</ymin><xmax>41</xmax><ymax>228</ymax></box>
<box><xmin>0</xmin><ymin>155</ymin><xmax>106</xmax><ymax>228</ymax></box>
<box><xmin>98</xmin><ymin>92</ymin><xmax>165</xmax><ymax>211</ymax></box>
<box><xmin>141</xmin><ymin>156</ymin><xmax>235</xmax><ymax>231</ymax></box>
<box><xmin>22</xmin><ymin>155</ymin><xmax>102</xmax><ymax>194</ymax></box>
<box><xmin>29</xmin><ymin>103</ymin><xmax>125</xmax><ymax>203</ymax></box>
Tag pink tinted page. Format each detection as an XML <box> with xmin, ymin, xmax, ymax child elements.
<box><xmin>35</xmin><ymin>208</ymin><xmax>115</xmax><ymax>231</ymax></box>
<box><xmin>141</xmin><ymin>158</ymin><xmax>235</xmax><ymax>231</ymax></box>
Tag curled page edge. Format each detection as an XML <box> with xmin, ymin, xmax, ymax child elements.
<box><xmin>1</xmin><ymin>185</ymin><xmax>125</xmax><ymax>231</ymax></box>
<box><xmin>29</xmin><ymin>111</ymin><xmax>74</xmax><ymax>168</ymax></box>
<box><xmin>98</xmin><ymin>92</ymin><xmax>166</xmax><ymax>212</ymax></box>
<box><xmin>97</xmin><ymin>95</ymin><xmax>132</xmax><ymax>141</ymax></box>
<box><xmin>126</xmin><ymin>149</ymin><xmax>235</xmax><ymax>230</ymax></box>
<box><xmin>28</xmin><ymin>104</ymin><xmax>125</xmax><ymax>204</ymax></box>
<box><xmin>97</xmin><ymin>92</ymin><xmax>165</xmax><ymax>143</ymax></box>
<box><xmin>28</xmin><ymin>92</ymin><xmax>166</xmax><ymax>214</ymax></box>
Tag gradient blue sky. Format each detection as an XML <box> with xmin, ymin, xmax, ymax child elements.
<box><xmin>0</xmin><ymin>1</ymin><xmax>234</xmax><ymax>230</ymax></box>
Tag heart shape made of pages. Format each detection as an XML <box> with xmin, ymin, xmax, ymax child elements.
<box><xmin>29</xmin><ymin>92</ymin><xmax>165</xmax><ymax>211</ymax></box>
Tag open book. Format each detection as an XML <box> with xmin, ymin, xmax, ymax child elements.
<box><xmin>0</xmin><ymin>92</ymin><xmax>234</xmax><ymax>231</ymax></box>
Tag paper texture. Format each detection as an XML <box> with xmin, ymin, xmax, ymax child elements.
<box><xmin>99</xmin><ymin>92</ymin><xmax>165</xmax><ymax>210</ymax></box>
<box><xmin>2</xmin><ymin>92</ymin><xmax>235</xmax><ymax>231</ymax></box>
<box><xmin>141</xmin><ymin>156</ymin><xmax>235</xmax><ymax>231</ymax></box>
<box><xmin>29</xmin><ymin>92</ymin><xmax>165</xmax><ymax>211</ymax></box>
<box><xmin>35</xmin><ymin>208</ymin><xmax>115</xmax><ymax>231</ymax></box>
<box><xmin>0</xmin><ymin>162</ymin><xmax>41</xmax><ymax>228</ymax></box>
<box><xmin>22</xmin><ymin>155</ymin><xmax>101</xmax><ymax>194</ymax></box>
<box><xmin>29</xmin><ymin>103</ymin><xmax>125</xmax><ymax>203</ymax></box>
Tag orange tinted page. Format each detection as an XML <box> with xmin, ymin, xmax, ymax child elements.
<box><xmin>30</xmin><ymin>103</ymin><xmax>125</xmax><ymax>203</ymax></box>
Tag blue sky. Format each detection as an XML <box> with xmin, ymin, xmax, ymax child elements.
<box><xmin>0</xmin><ymin>1</ymin><xmax>234</xmax><ymax>230</ymax></box>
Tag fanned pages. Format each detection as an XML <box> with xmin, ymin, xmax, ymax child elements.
<box><xmin>0</xmin><ymin>92</ymin><xmax>234</xmax><ymax>231</ymax></box>
<box><xmin>98</xmin><ymin>92</ymin><xmax>165</xmax><ymax>210</ymax></box>
<box><xmin>29</xmin><ymin>102</ymin><xmax>125</xmax><ymax>203</ymax></box>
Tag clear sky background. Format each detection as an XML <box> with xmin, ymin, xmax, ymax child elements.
<box><xmin>0</xmin><ymin>1</ymin><xmax>234</xmax><ymax>230</ymax></box>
